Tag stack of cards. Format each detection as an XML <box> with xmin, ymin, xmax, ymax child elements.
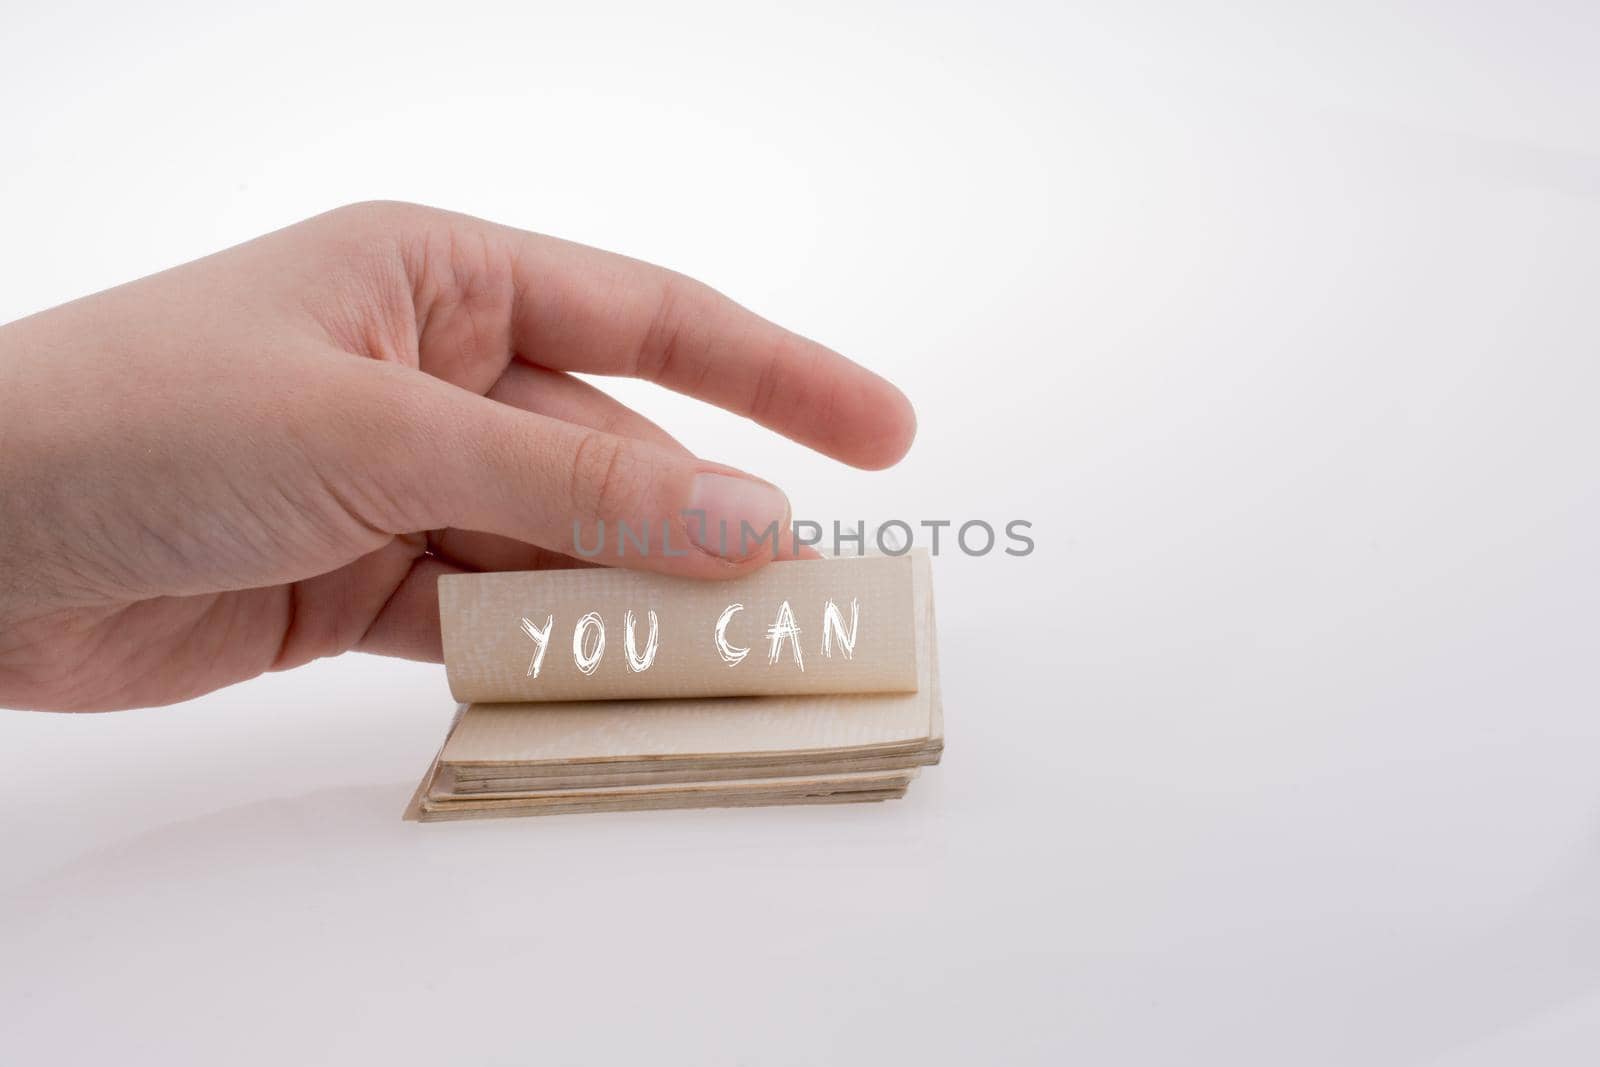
<box><xmin>406</xmin><ymin>552</ymin><xmax>942</xmax><ymax>821</ymax></box>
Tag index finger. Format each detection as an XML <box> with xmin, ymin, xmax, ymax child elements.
<box><xmin>451</xmin><ymin>213</ymin><xmax>917</xmax><ymax>471</ymax></box>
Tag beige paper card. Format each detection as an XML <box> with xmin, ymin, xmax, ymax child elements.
<box><xmin>442</xmin><ymin>689</ymin><xmax>934</xmax><ymax>766</ymax></box>
<box><xmin>439</xmin><ymin>552</ymin><xmax>921</xmax><ymax>704</ymax></box>
<box><xmin>405</xmin><ymin>552</ymin><xmax>942</xmax><ymax>822</ymax></box>
<box><xmin>440</xmin><ymin>552</ymin><xmax>938</xmax><ymax>768</ymax></box>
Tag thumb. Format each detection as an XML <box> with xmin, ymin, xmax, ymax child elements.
<box><xmin>353</xmin><ymin>363</ymin><xmax>798</xmax><ymax>578</ymax></box>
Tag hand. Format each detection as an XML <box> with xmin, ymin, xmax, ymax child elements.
<box><xmin>0</xmin><ymin>203</ymin><xmax>915</xmax><ymax>711</ymax></box>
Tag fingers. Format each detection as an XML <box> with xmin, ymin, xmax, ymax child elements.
<box><xmin>356</xmin><ymin>553</ymin><xmax>460</xmax><ymax>662</ymax></box>
<box><xmin>357</xmin><ymin>363</ymin><xmax>801</xmax><ymax>579</ymax></box>
<box><xmin>510</xmin><ymin>236</ymin><xmax>916</xmax><ymax>469</ymax></box>
<box><xmin>484</xmin><ymin>361</ymin><xmax>688</xmax><ymax>455</ymax></box>
<box><xmin>428</xmin><ymin>531</ymin><xmax>594</xmax><ymax>575</ymax></box>
<box><xmin>396</xmin><ymin>205</ymin><xmax>917</xmax><ymax>470</ymax></box>
<box><xmin>431</xmin><ymin>361</ymin><xmax>686</xmax><ymax>573</ymax></box>
<box><xmin>270</xmin><ymin>536</ymin><xmax>433</xmax><ymax>670</ymax></box>
<box><xmin>430</xmin><ymin>365</ymin><xmax>820</xmax><ymax>574</ymax></box>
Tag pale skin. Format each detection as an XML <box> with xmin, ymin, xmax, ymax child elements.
<box><xmin>0</xmin><ymin>203</ymin><xmax>916</xmax><ymax>711</ymax></box>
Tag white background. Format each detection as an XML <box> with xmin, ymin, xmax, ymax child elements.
<box><xmin>3</xmin><ymin>2</ymin><xmax>1599</xmax><ymax>1063</ymax></box>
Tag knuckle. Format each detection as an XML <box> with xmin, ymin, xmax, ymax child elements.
<box><xmin>746</xmin><ymin>343</ymin><xmax>787</xmax><ymax>421</ymax></box>
<box><xmin>301</xmin><ymin>364</ymin><xmax>439</xmax><ymax>532</ymax></box>
<box><xmin>635</xmin><ymin>272</ymin><xmax>706</xmax><ymax>382</ymax></box>
<box><xmin>313</xmin><ymin>201</ymin><xmax>440</xmax><ymax>276</ymax></box>
<box><xmin>326</xmin><ymin>199</ymin><xmax>432</xmax><ymax>233</ymax></box>
<box><xmin>569</xmin><ymin>430</ymin><xmax>640</xmax><ymax>520</ymax></box>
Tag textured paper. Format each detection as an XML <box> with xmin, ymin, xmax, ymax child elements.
<box><xmin>428</xmin><ymin>768</ymin><xmax>916</xmax><ymax>805</ymax></box>
<box><xmin>405</xmin><ymin>552</ymin><xmax>942</xmax><ymax>822</ymax></box>
<box><xmin>439</xmin><ymin>553</ymin><xmax>920</xmax><ymax>703</ymax></box>
<box><xmin>440</xmin><ymin>552</ymin><xmax>938</xmax><ymax>769</ymax></box>
<box><xmin>414</xmin><ymin>786</ymin><xmax>908</xmax><ymax>821</ymax></box>
<box><xmin>441</xmin><ymin>751</ymin><xmax>942</xmax><ymax>793</ymax></box>
<box><xmin>442</xmin><ymin>691</ymin><xmax>935</xmax><ymax>765</ymax></box>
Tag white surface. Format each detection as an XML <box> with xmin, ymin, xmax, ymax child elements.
<box><xmin>3</xmin><ymin>2</ymin><xmax>1599</xmax><ymax>1064</ymax></box>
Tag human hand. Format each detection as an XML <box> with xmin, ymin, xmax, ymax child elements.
<box><xmin>0</xmin><ymin>203</ymin><xmax>915</xmax><ymax>711</ymax></box>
